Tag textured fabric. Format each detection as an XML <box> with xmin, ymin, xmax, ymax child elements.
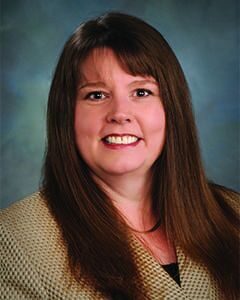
<box><xmin>0</xmin><ymin>192</ymin><xmax>224</xmax><ymax>299</ymax></box>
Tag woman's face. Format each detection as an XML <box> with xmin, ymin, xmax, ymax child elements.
<box><xmin>74</xmin><ymin>48</ymin><xmax>166</xmax><ymax>180</ymax></box>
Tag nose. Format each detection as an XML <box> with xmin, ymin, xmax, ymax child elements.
<box><xmin>106</xmin><ymin>112</ymin><xmax>133</xmax><ymax>124</ymax></box>
<box><xmin>106</xmin><ymin>99</ymin><xmax>134</xmax><ymax>124</ymax></box>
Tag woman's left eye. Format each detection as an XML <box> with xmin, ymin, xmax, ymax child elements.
<box><xmin>134</xmin><ymin>89</ymin><xmax>153</xmax><ymax>97</ymax></box>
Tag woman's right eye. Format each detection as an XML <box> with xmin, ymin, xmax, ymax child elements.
<box><xmin>85</xmin><ymin>91</ymin><xmax>107</xmax><ymax>101</ymax></box>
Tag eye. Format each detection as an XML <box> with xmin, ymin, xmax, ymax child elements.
<box><xmin>134</xmin><ymin>89</ymin><xmax>153</xmax><ymax>97</ymax></box>
<box><xmin>85</xmin><ymin>91</ymin><xmax>107</xmax><ymax>101</ymax></box>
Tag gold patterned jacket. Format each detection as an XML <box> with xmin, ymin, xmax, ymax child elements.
<box><xmin>0</xmin><ymin>192</ymin><xmax>223</xmax><ymax>299</ymax></box>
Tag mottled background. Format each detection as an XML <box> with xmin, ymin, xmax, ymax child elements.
<box><xmin>1</xmin><ymin>0</ymin><xmax>239</xmax><ymax>208</ymax></box>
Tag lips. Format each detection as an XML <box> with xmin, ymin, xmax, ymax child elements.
<box><xmin>102</xmin><ymin>134</ymin><xmax>141</xmax><ymax>145</ymax></box>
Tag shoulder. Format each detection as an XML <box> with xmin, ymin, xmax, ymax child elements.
<box><xmin>0</xmin><ymin>191</ymin><xmax>65</xmax><ymax>274</ymax></box>
<box><xmin>0</xmin><ymin>192</ymin><xmax>104</xmax><ymax>299</ymax></box>
<box><xmin>209</xmin><ymin>183</ymin><xmax>240</xmax><ymax>219</ymax></box>
<box><xmin>1</xmin><ymin>192</ymin><xmax>53</xmax><ymax>231</ymax></box>
<box><xmin>0</xmin><ymin>192</ymin><xmax>62</xmax><ymax>258</ymax></box>
<box><xmin>0</xmin><ymin>192</ymin><xmax>63</xmax><ymax>298</ymax></box>
<box><xmin>0</xmin><ymin>192</ymin><xmax>57</xmax><ymax>238</ymax></box>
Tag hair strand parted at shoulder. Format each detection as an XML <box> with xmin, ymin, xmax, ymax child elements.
<box><xmin>42</xmin><ymin>11</ymin><xmax>239</xmax><ymax>299</ymax></box>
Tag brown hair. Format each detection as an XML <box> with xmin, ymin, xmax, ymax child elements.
<box><xmin>42</xmin><ymin>12</ymin><xmax>239</xmax><ymax>299</ymax></box>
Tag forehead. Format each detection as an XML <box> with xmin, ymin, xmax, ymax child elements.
<box><xmin>79</xmin><ymin>47</ymin><xmax>155</xmax><ymax>84</ymax></box>
<box><xmin>79</xmin><ymin>48</ymin><xmax>124</xmax><ymax>81</ymax></box>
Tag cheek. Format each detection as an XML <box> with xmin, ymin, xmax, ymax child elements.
<box><xmin>147</xmin><ymin>104</ymin><xmax>166</xmax><ymax>134</ymax></box>
<box><xmin>74</xmin><ymin>120</ymin><xmax>93</xmax><ymax>163</ymax></box>
<box><xmin>74</xmin><ymin>108</ymin><xmax>91</xmax><ymax>155</ymax></box>
<box><xmin>145</xmin><ymin>105</ymin><xmax>166</xmax><ymax>155</ymax></box>
<box><xmin>74</xmin><ymin>105</ymin><xmax>103</xmax><ymax>158</ymax></box>
<box><xmin>74</xmin><ymin>105</ymin><xmax>96</xmax><ymax>138</ymax></box>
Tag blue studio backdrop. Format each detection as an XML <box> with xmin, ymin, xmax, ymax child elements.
<box><xmin>1</xmin><ymin>0</ymin><xmax>239</xmax><ymax>208</ymax></box>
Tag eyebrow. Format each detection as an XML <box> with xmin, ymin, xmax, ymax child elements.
<box><xmin>78</xmin><ymin>81</ymin><xmax>106</xmax><ymax>89</ymax></box>
<box><xmin>78</xmin><ymin>79</ymin><xmax>158</xmax><ymax>90</ymax></box>
<box><xmin>128</xmin><ymin>79</ymin><xmax>158</xmax><ymax>87</ymax></box>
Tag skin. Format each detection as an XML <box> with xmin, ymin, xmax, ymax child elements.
<box><xmin>75</xmin><ymin>48</ymin><xmax>176</xmax><ymax>264</ymax></box>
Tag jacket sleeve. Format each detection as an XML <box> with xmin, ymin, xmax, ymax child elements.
<box><xmin>0</xmin><ymin>221</ymin><xmax>48</xmax><ymax>300</ymax></box>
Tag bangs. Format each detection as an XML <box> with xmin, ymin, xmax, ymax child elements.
<box><xmin>77</xmin><ymin>43</ymin><xmax>159</xmax><ymax>84</ymax></box>
<box><xmin>75</xmin><ymin>15</ymin><xmax>164</xmax><ymax>87</ymax></box>
<box><xmin>114</xmin><ymin>44</ymin><xmax>158</xmax><ymax>79</ymax></box>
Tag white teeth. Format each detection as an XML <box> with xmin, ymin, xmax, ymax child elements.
<box><xmin>122</xmin><ymin>136</ymin><xmax>128</xmax><ymax>144</ymax></box>
<box><xmin>105</xmin><ymin>135</ymin><xmax>139</xmax><ymax>144</ymax></box>
<box><xmin>127</xmin><ymin>136</ymin><xmax>134</xmax><ymax>144</ymax></box>
<box><xmin>116</xmin><ymin>136</ymin><xmax>121</xmax><ymax>144</ymax></box>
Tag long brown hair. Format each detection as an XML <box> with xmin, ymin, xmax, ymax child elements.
<box><xmin>42</xmin><ymin>12</ymin><xmax>239</xmax><ymax>299</ymax></box>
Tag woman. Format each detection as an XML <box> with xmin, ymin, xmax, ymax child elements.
<box><xmin>0</xmin><ymin>12</ymin><xmax>239</xmax><ymax>300</ymax></box>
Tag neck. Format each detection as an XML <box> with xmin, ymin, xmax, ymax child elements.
<box><xmin>93</xmin><ymin>171</ymin><xmax>155</xmax><ymax>231</ymax></box>
<box><xmin>93</xmin><ymin>171</ymin><xmax>176</xmax><ymax>264</ymax></box>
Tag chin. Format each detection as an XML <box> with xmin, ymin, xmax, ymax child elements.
<box><xmin>99</xmin><ymin>161</ymin><xmax>148</xmax><ymax>176</ymax></box>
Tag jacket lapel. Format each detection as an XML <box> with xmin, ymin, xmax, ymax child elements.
<box><xmin>130</xmin><ymin>236</ymin><xmax>190</xmax><ymax>299</ymax></box>
<box><xmin>130</xmin><ymin>236</ymin><xmax>219</xmax><ymax>299</ymax></box>
<box><xmin>177</xmin><ymin>247</ymin><xmax>220</xmax><ymax>299</ymax></box>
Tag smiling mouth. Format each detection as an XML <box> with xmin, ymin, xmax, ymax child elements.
<box><xmin>102</xmin><ymin>135</ymin><xmax>141</xmax><ymax>145</ymax></box>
